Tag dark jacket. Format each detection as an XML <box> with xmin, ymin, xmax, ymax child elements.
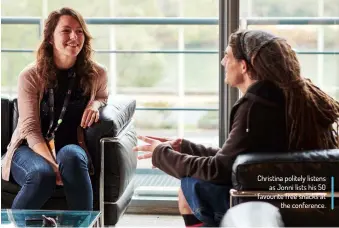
<box><xmin>152</xmin><ymin>80</ymin><xmax>288</xmax><ymax>184</ymax></box>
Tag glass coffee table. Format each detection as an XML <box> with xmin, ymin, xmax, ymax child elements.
<box><xmin>1</xmin><ymin>209</ymin><xmax>101</xmax><ymax>227</ymax></box>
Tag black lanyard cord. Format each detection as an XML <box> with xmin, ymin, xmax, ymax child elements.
<box><xmin>46</xmin><ymin>69</ymin><xmax>76</xmax><ymax>140</ymax></box>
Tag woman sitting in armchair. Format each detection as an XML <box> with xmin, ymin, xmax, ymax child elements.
<box><xmin>2</xmin><ymin>7</ymin><xmax>108</xmax><ymax>210</ymax></box>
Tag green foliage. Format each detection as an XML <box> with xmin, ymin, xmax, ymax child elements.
<box><xmin>143</xmin><ymin>101</ymin><xmax>171</xmax><ymax>108</ymax></box>
<box><xmin>251</xmin><ymin>0</ymin><xmax>339</xmax><ymax>17</ymax></box>
<box><xmin>197</xmin><ymin>111</ymin><xmax>218</xmax><ymax>129</ymax></box>
<box><xmin>1</xmin><ymin>53</ymin><xmax>36</xmax><ymax>88</ymax></box>
<box><xmin>1</xmin><ymin>0</ymin><xmax>42</xmax><ymax>16</ymax></box>
<box><xmin>114</xmin><ymin>24</ymin><xmax>166</xmax><ymax>87</ymax></box>
<box><xmin>116</xmin><ymin>53</ymin><xmax>164</xmax><ymax>87</ymax></box>
<box><xmin>135</xmin><ymin>101</ymin><xmax>176</xmax><ymax>129</ymax></box>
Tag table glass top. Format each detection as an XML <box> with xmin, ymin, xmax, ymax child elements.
<box><xmin>1</xmin><ymin>209</ymin><xmax>100</xmax><ymax>227</ymax></box>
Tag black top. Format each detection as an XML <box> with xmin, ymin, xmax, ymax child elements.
<box><xmin>40</xmin><ymin>69</ymin><xmax>90</xmax><ymax>152</ymax></box>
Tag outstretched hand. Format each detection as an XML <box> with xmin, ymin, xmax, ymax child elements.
<box><xmin>133</xmin><ymin>136</ymin><xmax>162</xmax><ymax>160</ymax></box>
<box><xmin>146</xmin><ymin>136</ymin><xmax>182</xmax><ymax>152</ymax></box>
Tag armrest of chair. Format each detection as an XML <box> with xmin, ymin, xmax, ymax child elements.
<box><xmin>84</xmin><ymin>97</ymin><xmax>138</xmax><ymax>200</ymax></box>
<box><xmin>231</xmin><ymin>149</ymin><xmax>339</xmax><ymax>191</ymax></box>
<box><xmin>86</xmin><ymin>97</ymin><xmax>136</xmax><ymax>138</ymax></box>
<box><xmin>84</xmin><ymin>97</ymin><xmax>137</xmax><ymax>170</ymax></box>
<box><xmin>84</xmin><ymin>97</ymin><xmax>136</xmax><ymax>154</ymax></box>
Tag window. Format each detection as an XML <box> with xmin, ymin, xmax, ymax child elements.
<box><xmin>240</xmin><ymin>0</ymin><xmax>339</xmax><ymax>100</ymax></box>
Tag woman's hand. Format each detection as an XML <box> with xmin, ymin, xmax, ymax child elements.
<box><xmin>81</xmin><ymin>106</ymin><xmax>99</xmax><ymax>128</ymax></box>
<box><xmin>52</xmin><ymin>164</ymin><xmax>63</xmax><ymax>186</ymax></box>
<box><xmin>133</xmin><ymin>136</ymin><xmax>162</xmax><ymax>160</ymax></box>
<box><xmin>55</xmin><ymin>170</ymin><xmax>63</xmax><ymax>186</ymax></box>
<box><xmin>33</xmin><ymin>143</ymin><xmax>62</xmax><ymax>185</ymax></box>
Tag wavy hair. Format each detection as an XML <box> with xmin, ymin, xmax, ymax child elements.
<box><xmin>36</xmin><ymin>7</ymin><xmax>97</xmax><ymax>95</ymax></box>
<box><xmin>229</xmin><ymin>29</ymin><xmax>339</xmax><ymax>150</ymax></box>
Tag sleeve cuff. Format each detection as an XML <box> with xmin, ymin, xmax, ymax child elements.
<box><xmin>152</xmin><ymin>143</ymin><xmax>172</xmax><ymax>168</ymax></box>
<box><xmin>180</xmin><ymin>139</ymin><xmax>192</xmax><ymax>154</ymax></box>
<box><xmin>27</xmin><ymin>134</ymin><xmax>46</xmax><ymax>148</ymax></box>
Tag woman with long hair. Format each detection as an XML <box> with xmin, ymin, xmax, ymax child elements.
<box><xmin>2</xmin><ymin>7</ymin><xmax>108</xmax><ymax>210</ymax></box>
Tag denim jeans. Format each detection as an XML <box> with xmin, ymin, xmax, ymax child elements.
<box><xmin>181</xmin><ymin>177</ymin><xmax>231</xmax><ymax>227</ymax></box>
<box><xmin>11</xmin><ymin>144</ymin><xmax>93</xmax><ymax>210</ymax></box>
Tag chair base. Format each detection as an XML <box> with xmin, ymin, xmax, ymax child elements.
<box><xmin>103</xmin><ymin>178</ymin><xmax>135</xmax><ymax>226</ymax></box>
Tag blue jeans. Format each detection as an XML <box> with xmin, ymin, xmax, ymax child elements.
<box><xmin>11</xmin><ymin>144</ymin><xmax>93</xmax><ymax>210</ymax></box>
<box><xmin>181</xmin><ymin>177</ymin><xmax>231</xmax><ymax>227</ymax></box>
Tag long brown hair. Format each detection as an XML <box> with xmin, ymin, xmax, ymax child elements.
<box><xmin>36</xmin><ymin>7</ymin><xmax>96</xmax><ymax>95</ymax></box>
<box><xmin>229</xmin><ymin>29</ymin><xmax>339</xmax><ymax>150</ymax></box>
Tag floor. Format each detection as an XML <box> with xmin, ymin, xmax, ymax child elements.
<box><xmin>115</xmin><ymin>214</ymin><xmax>184</xmax><ymax>227</ymax></box>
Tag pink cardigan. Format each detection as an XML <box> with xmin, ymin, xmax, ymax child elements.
<box><xmin>2</xmin><ymin>62</ymin><xmax>109</xmax><ymax>181</ymax></box>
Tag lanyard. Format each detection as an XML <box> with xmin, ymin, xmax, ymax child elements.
<box><xmin>46</xmin><ymin>69</ymin><xmax>76</xmax><ymax>140</ymax></box>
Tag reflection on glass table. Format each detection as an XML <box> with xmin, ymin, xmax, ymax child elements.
<box><xmin>1</xmin><ymin>209</ymin><xmax>101</xmax><ymax>227</ymax></box>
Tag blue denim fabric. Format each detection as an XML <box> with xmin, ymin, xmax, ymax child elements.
<box><xmin>181</xmin><ymin>177</ymin><xmax>231</xmax><ymax>227</ymax></box>
<box><xmin>11</xmin><ymin>144</ymin><xmax>93</xmax><ymax>210</ymax></box>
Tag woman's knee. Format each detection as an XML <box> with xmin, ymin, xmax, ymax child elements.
<box><xmin>57</xmin><ymin>144</ymin><xmax>87</xmax><ymax>166</ymax></box>
<box><xmin>26</xmin><ymin>165</ymin><xmax>56</xmax><ymax>190</ymax></box>
<box><xmin>11</xmin><ymin>146</ymin><xmax>55</xmax><ymax>189</ymax></box>
<box><xmin>181</xmin><ymin>177</ymin><xmax>199</xmax><ymax>186</ymax></box>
